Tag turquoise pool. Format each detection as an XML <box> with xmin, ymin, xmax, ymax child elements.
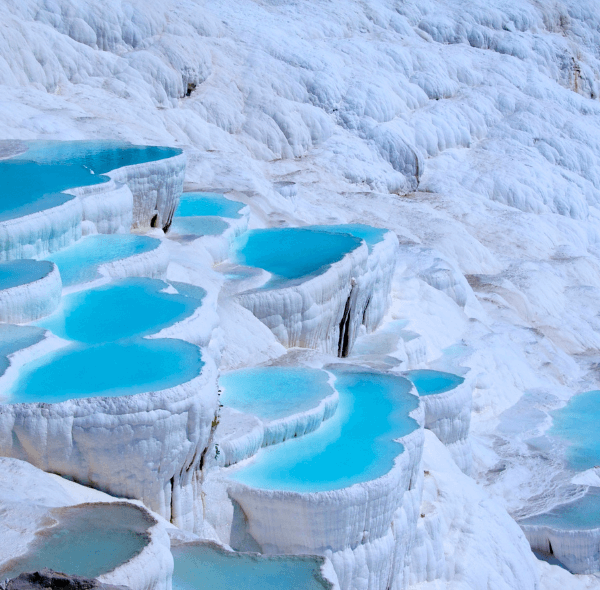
<box><xmin>233</xmin><ymin>228</ymin><xmax>362</xmax><ymax>284</ymax></box>
<box><xmin>404</xmin><ymin>370</ymin><xmax>464</xmax><ymax>396</ymax></box>
<box><xmin>171</xmin><ymin>543</ymin><xmax>331</xmax><ymax>590</ymax></box>
<box><xmin>230</xmin><ymin>370</ymin><xmax>418</xmax><ymax>492</ymax></box>
<box><xmin>37</xmin><ymin>278</ymin><xmax>203</xmax><ymax>344</ymax></box>
<box><xmin>219</xmin><ymin>367</ymin><xmax>334</xmax><ymax>421</ymax></box>
<box><xmin>307</xmin><ymin>224</ymin><xmax>388</xmax><ymax>253</ymax></box>
<box><xmin>0</xmin><ymin>503</ymin><xmax>153</xmax><ymax>580</ymax></box>
<box><xmin>170</xmin><ymin>217</ymin><xmax>230</xmax><ymax>237</ymax></box>
<box><xmin>175</xmin><ymin>193</ymin><xmax>245</xmax><ymax>219</ymax></box>
<box><xmin>0</xmin><ymin>324</ymin><xmax>46</xmax><ymax>379</ymax></box>
<box><xmin>47</xmin><ymin>234</ymin><xmax>161</xmax><ymax>287</ymax></box>
<box><xmin>0</xmin><ymin>260</ymin><xmax>54</xmax><ymax>290</ymax></box>
<box><xmin>0</xmin><ymin>140</ymin><xmax>181</xmax><ymax>223</ymax></box>
<box><xmin>6</xmin><ymin>338</ymin><xmax>203</xmax><ymax>404</ymax></box>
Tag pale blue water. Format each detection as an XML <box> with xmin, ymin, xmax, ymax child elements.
<box><xmin>0</xmin><ymin>140</ymin><xmax>181</xmax><ymax>222</ymax></box>
<box><xmin>0</xmin><ymin>260</ymin><xmax>54</xmax><ymax>289</ymax></box>
<box><xmin>0</xmin><ymin>324</ymin><xmax>45</xmax><ymax>378</ymax></box>
<box><xmin>230</xmin><ymin>370</ymin><xmax>418</xmax><ymax>492</ymax></box>
<box><xmin>307</xmin><ymin>224</ymin><xmax>388</xmax><ymax>253</ymax></box>
<box><xmin>170</xmin><ymin>216</ymin><xmax>230</xmax><ymax>236</ymax></box>
<box><xmin>37</xmin><ymin>278</ymin><xmax>203</xmax><ymax>344</ymax></box>
<box><xmin>219</xmin><ymin>367</ymin><xmax>334</xmax><ymax>421</ymax></box>
<box><xmin>233</xmin><ymin>228</ymin><xmax>362</xmax><ymax>284</ymax></box>
<box><xmin>171</xmin><ymin>544</ymin><xmax>331</xmax><ymax>590</ymax></box>
<box><xmin>175</xmin><ymin>193</ymin><xmax>245</xmax><ymax>219</ymax></box>
<box><xmin>47</xmin><ymin>235</ymin><xmax>161</xmax><ymax>287</ymax></box>
<box><xmin>404</xmin><ymin>369</ymin><xmax>464</xmax><ymax>396</ymax></box>
<box><xmin>549</xmin><ymin>390</ymin><xmax>600</xmax><ymax>472</ymax></box>
<box><xmin>520</xmin><ymin>488</ymin><xmax>600</xmax><ymax>530</ymax></box>
<box><xmin>0</xmin><ymin>503</ymin><xmax>154</xmax><ymax>580</ymax></box>
<box><xmin>7</xmin><ymin>338</ymin><xmax>203</xmax><ymax>404</ymax></box>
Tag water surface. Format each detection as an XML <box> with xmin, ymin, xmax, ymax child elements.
<box><xmin>0</xmin><ymin>260</ymin><xmax>54</xmax><ymax>290</ymax></box>
<box><xmin>175</xmin><ymin>193</ymin><xmax>245</xmax><ymax>219</ymax></box>
<box><xmin>404</xmin><ymin>369</ymin><xmax>464</xmax><ymax>396</ymax></box>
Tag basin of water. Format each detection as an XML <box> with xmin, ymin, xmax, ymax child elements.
<box><xmin>404</xmin><ymin>369</ymin><xmax>464</xmax><ymax>396</ymax></box>
<box><xmin>233</xmin><ymin>228</ymin><xmax>362</xmax><ymax>285</ymax></box>
<box><xmin>171</xmin><ymin>543</ymin><xmax>331</xmax><ymax>590</ymax></box>
<box><xmin>307</xmin><ymin>224</ymin><xmax>388</xmax><ymax>252</ymax></box>
<box><xmin>170</xmin><ymin>217</ymin><xmax>230</xmax><ymax>237</ymax></box>
<box><xmin>0</xmin><ymin>260</ymin><xmax>55</xmax><ymax>290</ymax></box>
<box><xmin>6</xmin><ymin>338</ymin><xmax>203</xmax><ymax>404</ymax></box>
<box><xmin>47</xmin><ymin>235</ymin><xmax>162</xmax><ymax>287</ymax></box>
<box><xmin>219</xmin><ymin>367</ymin><xmax>334</xmax><ymax>421</ymax></box>
<box><xmin>0</xmin><ymin>140</ymin><xmax>181</xmax><ymax>222</ymax></box>
<box><xmin>0</xmin><ymin>324</ymin><xmax>46</xmax><ymax>378</ymax></box>
<box><xmin>37</xmin><ymin>278</ymin><xmax>203</xmax><ymax>344</ymax></box>
<box><xmin>175</xmin><ymin>193</ymin><xmax>245</xmax><ymax>219</ymax></box>
<box><xmin>229</xmin><ymin>370</ymin><xmax>418</xmax><ymax>492</ymax></box>
<box><xmin>0</xmin><ymin>503</ymin><xmax>154</xmax><ymax>580</ymax></box>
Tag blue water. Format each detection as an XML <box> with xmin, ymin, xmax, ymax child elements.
<box><xmin>175</xmin><ymin>193</ymin><xmax>245</xmax><ymax>219</ymax></box>
<box><xmin>404</xmin><ymin>370</ymin><xmax>464</xmax><ymax>396</ymax></box>
<box><xmin>0</xmin><ymin>503</ymin><xmax>154</xmax><ymax>580</ymax></box>
<box><xmin>37</xmin><ymin>278</ymin><xmax>203</xmax><ymax>344</ymax></box>
<box><xmin>7</xmin><ymin>338</ymin><xmax>203</xmax><ymax>404</ymax></box>
<box><xmin>520</xmin><ymin>488</ymin><xmax>600</xmax><ymax>531</ymax></box>
<box><xmin>172</xmin><ymin>544</ymin><xmax>330</xmax><ymax>590</ymax></box>
<box><xmin>233</xmin><ymin>228</ymin><xmax>362</xmax><ymax>284</ymax></box>
<box><xmin>0</xmin><ymin>324</ymin><xmax>46</xmax><ymax>379</ymax></box>
<box><xmin>219</xmin><ymin>368</ymin><xmax>334</xmax><ymax>421</ymax></box>
<box><xmin>0</xmin><ymin>260</ymin><xmax>54</xmax><ymax>289</ymax></box>
<box><xmin>47</xmin><ymin>235</ymin><xmax>161</xmax><ymax>287</ymax></box>
<box><xmin>307</xmin><ymin>224</ymin><xmax>388</xmax><ymax>253</ymax></box>
<box><xmin>549</xmin><ymin>390</ymin><xmax>600</xmax><ymax>472</ymax></box>
<box><xmin>230</xmin><ymin>370</ymin><xmax>418</xmax><ymax>492</ymax></box>
<box><xmin>0</xmin><ymin>140</ymin><xmax>181</xmax><ymax>222</ymax></box>
<box><xmin>170</xmin><ymin>216</ymin><xmax>230</xmax><ymax>237</ymax></box>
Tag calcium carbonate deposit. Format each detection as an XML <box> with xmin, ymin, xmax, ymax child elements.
<box><xmin>2</xmin><ymin>0</ymin><xmax>600</xmax><ymax>589</ymax></box>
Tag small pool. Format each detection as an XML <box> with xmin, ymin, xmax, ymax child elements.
<box><xmin>0</xmin><ymin>260</ymin><xmax>55</xmax><ymax>290</ymax></box>
<box><xmin>175</xmin><ymin>193</ymin><xmax>245</xmax><ymax>219</ymax></box>
<box><xmin>229</xmin><ymin>370</ymin><xmax>418</xmax><ymax>492</ymax></box>
<box><xmin>0</xmin><ymin>140</ymin><xmax>181</xmax><ymax>223</ymax></box>
<box><xmin>47</xmin><ymin>234</ymin><xmax>162</xmax><ymax>287</ymax></box>
<box><xmin>307</xmin><ymin>224</ymin><xmax>388</xmax><ymax>253</ymax></box>
<box><xmin>6</xmin><ymin>338</ymin><xmax>203</xmax><ymax>404</ymax></box>
<box><xmin>404</xmin><ymin>370</ymin><xmax>464</xmax><ymax>396</ymax></box>
<box><xmin>37</xmin><ymin>278</ymin><xmax>203</xmax><ymax>344</ymax></box>
<box><xmin>0</xmin><ymin>324</ymin><xmax>46</xmax><ymax>379</ymax></box>
<box><xmin>549</xmin><ymin>390</ymin><xmax>600</xmax><ymax>472</ymax></box>
<box><xmin>0</xmin><ymin>503</ymin><xmax>154</xmax><ymax>580</ymax></box>
<box><xmin>171</xmin><ymin>543</ymin><xmax>331</xmax><ymax>590</ymax></box>
<box><xmin>170</xmin><ymin>217</ymin><xmax>230</xmax><ymax>237</ymax></box>
<box><xmin>233</xmin><ymin>228</ymin><xmax>362</xmax><ymax>285</ymax></box>
<box><xmin>520</xmin><ymin>488</ymin><xmax>600</xmax><ymax>531</ymax></box>
<box><xmin>219</xmin><ymin>367</ymin><xmax>334</xmax><ymax>421</ymax></box>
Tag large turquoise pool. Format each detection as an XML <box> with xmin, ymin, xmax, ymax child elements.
<box><xmin>0</xmin><ymin>503</ymin><xmax>154</xmax><ymax>580</ymax></box>
<box><xmin>233</xmin><ymin>228</ymin><xmax>362</xmax><ymax>284</ymax></box>
<box><xmin>175</xmin><ymin>193</ymin><xmax>245</xmax><ymax>219</ymax></box>
<box><xmin>171</xmin><ymin>543</ymin><xmax>331</xmax><ymax>590</ymax></box>
<box><xmin>47</xmin><ymin>235</ymin><xmax>162</xmax><ymax>287</ymax></box>
<box><xmin>170</xmin><ymin>217</ymin><xmax>230</xmax><ymax>237</ymax></box>
<box><xmin>306</xmin><ymin>224</ymin><xmax>388</xmax><ymax>253</ymax></box>
<box><xmin>0</xmin><ymin>260</ymin><xmax>54</xmax><ymax>290</ymax></box>
<box><xmin>219</xmin><ymin>367</ymin><xmax>334</xmax><ymax>421</ymax></box>
<box><xmin>0</xmin><ymin>140</ymin><xmax>181</xmax><ymax>222</ymax></box>
<box><xmin>37</xmin><ymin>278</ymin><xmax>203</xmax><ymax>344</ymax></box>
<box><xmin>229</xmin><ymin>370</ymin><xmax>418</xmax><ymax>492</ymax></box>
<box><xmin>6</xmin><ymin>338</ymin><xmax>203</xmax><ymax>404</ymax></box>
<box><xmin>404</xmin><ymin>369</ymin><xmax>464</xmax><ymax>396</ymax></box>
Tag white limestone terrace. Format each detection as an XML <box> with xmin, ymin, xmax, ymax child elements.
<box><xmin>0</xmin><ymin>140</ymin><xmax>184</xmax><ymax>261</ymax></box>
<box><xmin>0</xmin><ymin>457</ymin><xmax>173</xmax><ymax>590</ymax></box>
<box><xmin>232</xmin><ymin>225</ymin><xmax>398</xmax><ymax>357</ymax></box>
<box><xmin>0</xmin><ymin>259</ymin><xmax>61</xmax><ymax>323</ymax></box>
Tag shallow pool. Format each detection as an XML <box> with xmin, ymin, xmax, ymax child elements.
<box><xmin>219</xmin><ymin>367</ymin><xmax>334</xmax><ymax>421</ymax></box>
<box><xmin>47</xmin><ymin>234</ymin><xmax>161</xmax><ymax>287</ymax></box>
<box><xmin>307</xmin><ymin>224</ymin><xmax>388</xmax><ymax>253</ymax></box>
<box><xmin>0</xmin><ymin>324</ymin><xmax>46</xmax><ymax>379</ymax></box>
<box><xmin>175</xmin><ymin>193</ymin><xmax>245</xmax><ymax>219</ymax></box>
<box><xmin>233</xmin><ymin>228</ymin><xmax>362</xmax><ymax>284</ymax></box>
<box><xmin>404</xmin><ymin>369</ymin><xmax>464</xmax><ymax>396</ymax></box>
<box><xmin>0</xmin><ymin>260</ymin><xmax>54</xmax><ymax>290</ymax></box>
<box><xmin>171</xmin><ymin>543</ymin><xmax>330</xmax><ymax>590</ymax></box>
<box><xmin>37</xmin><ymin>278</ymin><xmax>203</xmax><ymax>344</ymax></box>
<box><xmin>0</xmin><ymin>140</ymin><xmax>181</xmax><ymax>223</ymax></box>
<box><xmin>7</xmin><ymin>338</ymin><xmax>203</xmax><ymax>404</ymax></box>
<box><xmin>229</xmin><ymin>369</ymin><xmax>418</xmax><ymax>492</ymax></box>
<box><xmin>170</xmin><ymin>217</ymin><xmax>230</xmax><ymax>237</ymax></box>
<box><xmin>0</xmin><ymin>503</ymin><xmax>154</xmax><ymax>580</ymax></box>
<box><xmin>549</xmin><ymin>390</ymin><xmax>600</xmax><ymax>472</ymax></box>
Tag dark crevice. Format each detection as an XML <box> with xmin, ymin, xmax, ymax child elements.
<box><xmin>150</xmin><ymin>213</ymin><xmax>159</xmax><ymax>228</ymax></box>
<box><xmin>169</xmin><ymin>475</ymin><xmax>176</xmax><ymax>524</ymax></box>
<box><xmin>186</xmin><ymin>82</ymin><xmax>196</xmax><ymax>97</ymax></box>
<box><xmin>338</xmin><ymin>288</ymin><xmax>354</xmax><ymax>358</ymax></box>
<box><xmin>548</xmin><ymin>540</ymin><xmax>553</xmax><ymax>555</ymax></box>
<box><xmin>362</xmin><ymin>296</ymin><xmax>371</xmax><ymax>324</ymax></box>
